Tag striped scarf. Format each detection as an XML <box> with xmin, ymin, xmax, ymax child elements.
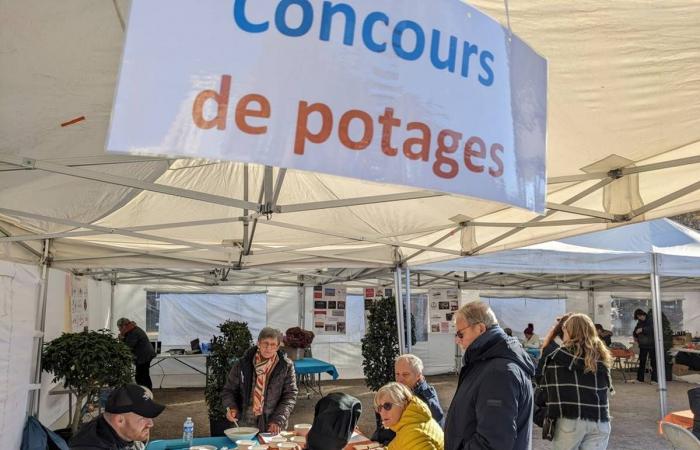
<box><xmin>252</xmin><ymin>350</ymin><xmax>278</xmax><ymax>417</ymax></box>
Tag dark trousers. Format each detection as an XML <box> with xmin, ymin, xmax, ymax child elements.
<box><xmin>135</xmin><ymin>361</ymin><xmax>153</xmax><ymax>390</ymax></box>
<box><xmin>637</xmin><ymin>347</ymin><xmax>657</xmax><ymax>382</ymax></box>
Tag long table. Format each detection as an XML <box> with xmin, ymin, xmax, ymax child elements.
<box><xmin>147</xmin><ymin>436</ymin><xmax>245</xmax><ymax>449</ymax></box>
<box><xmin>150</xmin><ymin>353</ymin><xmax>210</xmax><ymax>388</ymax></box>
<box><xmin>293</xmin><ymin>357</ymin><xmax>339</xmax><ymax>398</ymax></box>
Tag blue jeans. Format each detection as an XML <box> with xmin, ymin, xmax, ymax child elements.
<box><xmin>553</xmin><ymin>417</ymin><xmax>611</xmax><ymax>450</ymax></box>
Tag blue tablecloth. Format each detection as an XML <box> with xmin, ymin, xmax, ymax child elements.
<box><xmin>147</xmin><ymin>436</ymin><xmax>242</xmax><ymax>449</ymax></box>
<box><xmin>293</xmin><ymin>357</ymin><xmax>339</xmax><ymax>380</ymax></box>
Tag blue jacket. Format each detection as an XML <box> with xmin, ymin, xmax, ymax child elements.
<box><xmin>414</xmin><ymin>378</ymin><xmax>445</xmax><ymax>428</ymax></box>
<box><xmin>445</xmin><ymin>326</ymin><xmax>535</xmax><ymax>450</ymax></box>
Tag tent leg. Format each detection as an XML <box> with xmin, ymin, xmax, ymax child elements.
<box><xmin>650</xmin><ymin>253</ymin><xmax>668</xmax><ymax>419</ymax></box>
<box><xmin>109</xmin><ymin>276</ymin><xmax>116</xmax><ymax>330</ymax></box>
<box><xmin>297</xmin><ymin>276</ymin><xmax>305</xmax><ymax>328</ymax></box>
<box><xmin>28</xmin><ymin>239</ymin><xmax>51</xmax><ymax>417</ymax></box>
<box><xmin>394</xmin><ymin>267</ymin><xmax>405</xmax><ymax>355</ymax></box>
<box><xmin>405</xmin><ymin>267</ymin><xmax>412</xmax><ymax>354</ymax></box>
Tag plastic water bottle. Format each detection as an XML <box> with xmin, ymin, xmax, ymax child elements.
<box><xmin>182</xmin><ymin>417</ymin><xmax>194</xmax><ymax>444</ymax></box>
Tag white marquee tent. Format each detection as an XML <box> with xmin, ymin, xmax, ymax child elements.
<box><xmin>416</xmin><ymin>218</ymin><xmax>700</xmax><ymax>419</ymax></box>
<box><xmin>1</xmin><ymin>0</ymin><xmax>700</xmax><ymax>448</ymax></box>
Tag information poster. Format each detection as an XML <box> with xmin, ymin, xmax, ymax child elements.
<box><xmin>69</xmin><ymin>274</ymin><xmax>89</xmax><ymax>332</ymax></box>
<box><xmin>313</xmin><ymin>285</ymin><xmax>346</xmax><ymax>335</ymax></box>
<box><xmin>363</xmin><ymin>287</ymin><xmax>393</xmax><ymax>312</ymax></box>
<box><xmin>429</xmin><ymin>289</ymin><xmax>460</xmax><ymax>334</ymax></box>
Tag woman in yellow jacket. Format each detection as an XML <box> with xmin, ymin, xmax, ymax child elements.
<box><xmin>374</xmin><ymin>382</ymin><xmax>444</xmax><ymax>450</ymax></box>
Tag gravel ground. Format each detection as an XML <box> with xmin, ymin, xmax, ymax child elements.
<box><xmin>148</xmin><ymin>373</ymin><xmax>688</xmax><ymax>449</ymax></box>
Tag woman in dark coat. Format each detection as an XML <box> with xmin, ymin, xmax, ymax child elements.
<box><xmin>221</xmin><ymin>327</ymin><xmax>298</xmax><ymax>433</ymax></box>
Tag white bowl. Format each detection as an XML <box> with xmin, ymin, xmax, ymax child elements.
<box><xmin>235</xmin><ymin>440</ymin><xmax>258</xmax><ymax>450</ymax></box>
<box><xmin>278</xmin><ymin>443</ymin><xmax>298</xmax><ymax>449</ymax></box>
<box><xmin>293</xmin><ymin>423</ymin><xmax>312</xmax><ymax>437</ymax></box>
<box><xmin>224</xmin><ymin>426</ymin><xmax>259</xmax><ymax>442</ymax></box>
<box><xmin>289</xmin><ymin>436</ymin><xmax>306</xmax><ymax>444</ymax></box>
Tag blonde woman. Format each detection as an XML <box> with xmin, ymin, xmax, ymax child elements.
<box><xmin>540</xmin><ymin>314</ymin><xmax>614</xmax><ymax>449</ymax></box>
<box><xmin>374</xmin><ymin>382</ymin><xmax>444</xmax><ymax>450</ymax></box>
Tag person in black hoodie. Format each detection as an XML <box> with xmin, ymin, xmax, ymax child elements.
<box><xmin>633</xmin><ymin>308</ymin><xmax>657</xmax><ymax>382</ymax></box>
<box><xmin>444</xmin><ymin>301</ymin><xmax>534</xmax><ymax>450</ymax></box>
<box><xmin>539</xmin><ymin>314</ymin><xmax>613</xmax><ymax>449</ymax></box>
<box><xmin>307</xmin><ymin>393</ymin><xmax>362</xmax><ymax>450</ymax></box>
<box><xmin>633</xmin><ymin>308</ymin><xmax>673</xmax><ymax>383</ymax></box>
<box><xmin>117</xmin><ymin>318</ymin><xmax>156</xmax><ymax>390</ymax></box>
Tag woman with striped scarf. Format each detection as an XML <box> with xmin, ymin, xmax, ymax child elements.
<box><xmin>222</xmin><ymin>327</ymin><xmax>298</xmax><ymax>434</ymax></box>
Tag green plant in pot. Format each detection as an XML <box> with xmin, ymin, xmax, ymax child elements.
<box><xmin>361</xmin><ymin>296</ymin><xmax>417</xmax><ymax>391</ymax></box>
<box><xmin>42</xmin><ymin>329</ymin><xmax>133</xmax><ymax>435</ymax></box>
<box><xmin>205</xmin><ymin>320</ymin><xmax>253</xmax><ymax>436</ymax></box>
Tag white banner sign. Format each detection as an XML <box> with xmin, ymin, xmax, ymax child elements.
<box><xmin>108</xmin><ymin>0</ymin><xmax>547</xmax><ymax>212</ymax></box>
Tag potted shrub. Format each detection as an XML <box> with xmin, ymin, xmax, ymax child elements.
<box><xmin>283</xmin><ymin>327</ymin><xmax>315</xmax><ymax>360</ymax></box>
<box><xmin>205</xmin><ymin>320</ymin><xmax>253</xmax><ymax>436</ymax></box>
<box><xmin>361</xmin><ymin>296</ymin><xmax>416</xmax><ymax>391</ymax></box>
<box><xmin>42</xmin><ymin>329</ymin><xmax>133</xmax><ymax>435</ymax></box>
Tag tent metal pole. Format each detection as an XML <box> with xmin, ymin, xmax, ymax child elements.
<box><xmin>28</xmin><ymin>239</ymin><xmax>51</xmax><ymax>416</ymax></box>
<box><xmin>298</xmin><ymin>276</ymin><xmax>305</xmax><ymax>328</ymax></box>
<box><xmin>650</xmin><ymin>253</ymin><xmax>668</xmax><ymax>419</ymax></box>
<box><xmin>109</xmin><ymin>276</ymin><xmax>116</xmax><ymax>330</ymax></box>
<box><xmin>405</xmin><ymin>267</ymin><xmax>412</xmax><ymax>354</ymax></box>
<box><xmin>394</xmin><ymin>267</ymin><xmax>405</xmax><ymax>355</ymax></box>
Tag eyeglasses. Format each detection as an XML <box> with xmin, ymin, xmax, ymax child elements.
<box><xmin>374</xmin><ymin>402</ymin><xmax>401</xmax><ymax>413</ymax></box>
<box><xmin>455</xmin><ymin>324</ymin><xmax>472</xmax><ymax>339</ymax></box>
<box><xmin>259</xmin><ymin>342</ymin><xmax>279</xmax><ymax>349</ymax></box>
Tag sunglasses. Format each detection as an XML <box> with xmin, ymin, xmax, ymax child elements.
<box><xmin>374</xmin><ymin>402</ymin><xmax>401</xmax><ymax>413</ymax></box>
<box><xmin>456</xmin><ymin>322</ymin><xmax>481</xmax><ymax>339</ymax></box>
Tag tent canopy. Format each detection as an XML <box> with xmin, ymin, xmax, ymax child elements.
<box><xmin>1</xmin><ymin>1</ymin><xmax>700</xmax><ymax>286</ymax></box>
<box><xmin>415</xmin><ymin>219</ymin><xmax>700</xmax><ymax>291</ymax></box>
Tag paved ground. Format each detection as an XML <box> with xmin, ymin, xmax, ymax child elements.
<box><xmin>150</xmin><ymin>373</ymin><xmax>688</xmax><ymax>449</ymax></box>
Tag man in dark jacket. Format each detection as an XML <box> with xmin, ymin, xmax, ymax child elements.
<box><xmin>117</xmin><ymin>318</ymin><xmax>156</xmax><ymax>390</ymax></box>
<box><xmin>372</xmin><ymin>353</ymin><xmax>446</xmax><ymax>444</ymax></box>
<box><xmin>222</xmin><ymin>327</ymin><xmax>298</xmax><ymax>433</ymax></box>
<box><xmin>70</xmin><ymin>384</ymin><xmax>165</xmax><ymax>450</ymax></box>
<box><xmin>634</xmin><ymin>308</ymin><xmax>673</xmax><ymax>383</ymax></box>
<box><xmin>445</xmin><ymin>301</ymin><xmax>534</xmax><ymax>450</ymax></box>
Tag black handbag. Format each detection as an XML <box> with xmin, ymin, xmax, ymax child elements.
<box><xmin>542</xmin><ymin>416</ymin><xmax>557</xmax><ymax>441</ymax></box>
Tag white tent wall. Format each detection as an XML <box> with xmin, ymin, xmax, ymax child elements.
<box><xmin>37</xmin><ymin>270</ymin><xmax>113</xmax><ymax>430</ymax></box>
<box><xmin>111</xmin><ymin>285</ymin><xmax>300</xmax><ymax>388</ymax></box>
<box><xmin>0</xmin><ymin>261</ymin><xmax>40</xmax><ymax>450</ymax></box>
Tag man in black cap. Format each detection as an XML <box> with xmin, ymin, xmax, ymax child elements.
<box><xmin>117</xmin><ymin>318</ymin><xmax>156</xmax><ymax>390</ymax></box>
<box><xmin>306</xmin><ymin>392</ymin><xmax>362</xmax><ymax>450</ymax></box>
<box><xmin>70</xmin><ymin>384</ymin><xmax>165</xmax><ymax>450</ymax></box>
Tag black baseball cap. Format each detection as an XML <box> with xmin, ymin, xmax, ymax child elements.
<box><xmin>105</xmin><ymin>384</ymin><xmax>165</xmax><ymax>418</ymax></box>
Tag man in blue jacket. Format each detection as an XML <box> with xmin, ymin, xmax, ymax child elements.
<box><xmin>371</xmin><ymin>353</ymin><xmax>446</xmax><ymax>444</ymax></box>
<box><xmin>445</xmin><ymin>301</ymin><xmax>534</xmax><ymax>450</ymax></box>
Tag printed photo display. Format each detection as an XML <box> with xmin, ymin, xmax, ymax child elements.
<box><xmin>363</xmin><ymin>286</ymin><xmax>393</xmax><ymax>311</ymax></box>
<box><xmin>429</xmin><ymin>289</ymin><xmax>460</xmax><ymax>334</ymax></box>
<box><xmin>313</xmin><ymin>285</ymin><xmax>347</xmax><ymax>335</ymax></box>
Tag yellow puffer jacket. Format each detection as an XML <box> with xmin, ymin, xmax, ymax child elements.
<box><xmin>388</xmin><ymin>396</ymin><xmax>444</xmax><ymax>450</ymax></box>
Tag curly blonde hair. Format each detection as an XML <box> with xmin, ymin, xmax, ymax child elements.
<box><xmin>562</xmin><ymin>313</ymin><xmax>613</xmax><ymax>373</ymax></box>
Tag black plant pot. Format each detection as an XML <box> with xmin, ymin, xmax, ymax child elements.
<box><xmin>209</xmin><ymin>415</ymin><xmax>233</xmax><ymax>437</ymax></box>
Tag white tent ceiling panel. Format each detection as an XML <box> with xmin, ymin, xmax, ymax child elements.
<box><xmin>1</xmin><ymin>1</ymin><xmax>699</xmax><ymax>277</ymax></box>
